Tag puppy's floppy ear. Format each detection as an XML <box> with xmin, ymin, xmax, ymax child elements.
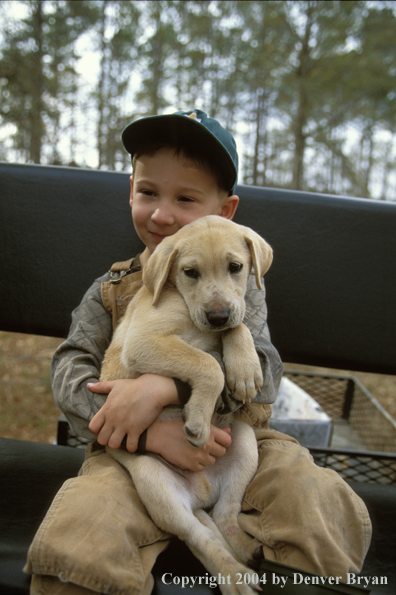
<box><xmin>143</xmin><ymin>242</ymin><xmax>179</xmax><ymax>306</ymax></box>
<box><xmin>243</xmin><ymin>228</ymin><xmax>273</xmax><ymax>290</ymax></box>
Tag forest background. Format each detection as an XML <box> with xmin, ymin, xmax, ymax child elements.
<box><xmin>1</xmin><ymin>0</ymin><xmax>396</xmax><ymax>199</ymax></box>
<box><xmin>1</xmin><ymin>0</ymin><xmax>396</xmax><ymax>444</ymax></box>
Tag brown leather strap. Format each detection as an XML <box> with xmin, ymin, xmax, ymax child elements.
<box><xmin>101</xmin><ymin>256</ymin><xmax>143</xmax><ymax>330</ymax></box>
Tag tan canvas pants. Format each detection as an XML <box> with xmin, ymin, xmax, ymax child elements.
<box><xmin>26</xmin><ymin>433</ymin><xmax>371</xmax><ymax>595</ymax></box>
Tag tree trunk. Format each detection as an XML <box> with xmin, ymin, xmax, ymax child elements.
<box><xmin>252</xmin><ymin>90</ymin><xmax>264</xmax><ymax>186</ymax></box>
<box><xmin>97</xmin><ymin>1</ymin><xmax>108</xmax><ymax>168</ymax></box>
<box><xmin>291</xmin><ymin>4</ymin><xmax>314</xmax><ymax>190</ymax></box>
<box><xmin>380</xmin><ymin>139</ymin><xmax>392</xmax><ymax>201</ymax></box>
<box><xmin>149</xmin><ymin>7</ymin><xmax>164</xmax><ymax>115</ymax></box>
<box><xmin>362</xmin><ymin>124</ymin><xmax>374</xmax><ymax>198</ymax></box>
<box><xmin>29</xmin><ymin>1</ymin><xmax>45</xmax><ymax>164</ymax></box>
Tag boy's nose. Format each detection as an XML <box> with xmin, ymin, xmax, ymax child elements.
<box><xmin>151</xmin><ymin>205</ymin><xmax>175</xmax><ymax>226</ymax></box>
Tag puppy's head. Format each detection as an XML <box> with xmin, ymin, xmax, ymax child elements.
<box><xmin>143</xmin><ymin>216</ymin><xmax>272</xmax><ymax>331</ymax></box>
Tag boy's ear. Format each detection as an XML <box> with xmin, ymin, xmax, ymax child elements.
<box><xmin>218</xmin><ymin>194</ymin><xmax>239</xmax><ymax>220</ymax></box>
<box><xmin>129</xmin><ymin>176</ymin><xmax>134</xmax><ymax>207</ymax></box>
<box><xmin>242</xmin><ymin>227</ymin><xmax>273</xmax><ymax>289</ymax></box>
<box><xmin>143</xmin><ymin>241</ymin><xmax>179</xmax><ymax>306</ymax></box>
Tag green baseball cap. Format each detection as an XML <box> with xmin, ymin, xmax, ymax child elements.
<box><xmin>122</xmin><ymin>109</ymin><xmax>239</xmax><ymax>194</ymax></box>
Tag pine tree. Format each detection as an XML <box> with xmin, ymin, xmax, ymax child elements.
<box><xmin>0</xmin><ymin>0</ymin><xmax>96</xmax><ymax>164</ymax></box>
<box><xmin>95</xmin><ymin>0</ymin><xmax>140</xmax><ymax>170</ymax></box>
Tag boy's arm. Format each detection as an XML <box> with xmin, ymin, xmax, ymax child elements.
<box><xmin>51</xmin><ymin>274</ymin><xmax>113</xmax><ymax>441</ymax></box>
<box><xmin>52</xmin><ymin>274</ymin><xmax>181</xmax><ymax>445</ymax></box>
<box><xmin>244</xmin><ymin>274</ymin><xmax>284</xmax><ymax>402</ymax></box>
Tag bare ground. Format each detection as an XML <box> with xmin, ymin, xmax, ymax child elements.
<box><xmin>1</xmin><ymin>331</ymin><xmax>395</xmax><ymax>445</ymax></box>
<box><xmin>0</xmin><ymin>331</ymin><xmax>63</xmax><ymax>444</ymax></box>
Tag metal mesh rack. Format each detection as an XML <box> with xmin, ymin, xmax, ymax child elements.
<box><xmin>309</xmin><ymin>447</ymin><xmax>396</xmax><ymax>485</ymax></box>
<box><xmin>284</xmin><ymin>370</ymin><xmax>396</xmax><ymax>485</ymax></box>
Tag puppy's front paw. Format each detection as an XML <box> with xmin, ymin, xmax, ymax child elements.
<box><xmin>224</xmin><ymin>356</ymin><xmax>263</xmax><ymax>403</ymax></box>
<box><xmin>222</xmin><ymin>324</ymin><xmax>263</xmax><ymax>404</ymax></box>
<box><xmin>182</xmin><ymin>402</ymin><xmax>211</xmax><ymax>448</ymax></box>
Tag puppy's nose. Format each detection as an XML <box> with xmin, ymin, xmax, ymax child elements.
<box><xmin>206</xmin><ymin>308</ymin><xmax>230</xmax><ymax>328</ymax></box>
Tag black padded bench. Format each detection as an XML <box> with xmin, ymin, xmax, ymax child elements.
<box><xmin>1</xmin><ymin>163</ymin><xmax>396</xmax><ymax>594</ymax></box>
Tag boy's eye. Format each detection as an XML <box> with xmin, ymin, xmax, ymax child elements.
<box><xmin>184</xmin><ymin>268</ymin><xmax>199</xmax><ymax>279</ymax></box>
<box><xmin>178</xmin><ymin>196</ymin><xmax>194</xmax><ymax>203</ymax></box>
<box><xmin>229</xmin><ymin>262</ymin><xmax>243</xmax><ymax>274</ymax></box>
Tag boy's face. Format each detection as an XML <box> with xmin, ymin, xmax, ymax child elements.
<box><xmin>130</xmin><ymin>147</ymin><xmax>239</xmax><ymax>266</ymax></box>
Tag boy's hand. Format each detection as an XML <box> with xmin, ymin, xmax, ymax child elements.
<box><xmin>146</xmin><ymin>418</ymin><xmax>232</xmax><ymax>472</ymax></box>
<box><xmin>88</xmin><ymin>374</ymin><xmax>179</xmax><ymax>452</ymax></box>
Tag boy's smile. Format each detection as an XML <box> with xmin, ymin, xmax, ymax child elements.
<box><xmin>130</xmin><ymin>147</ymin><xmax>239</xmax><ymax>267</ymax></box>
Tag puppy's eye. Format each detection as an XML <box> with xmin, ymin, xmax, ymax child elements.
<box><xmin>229</xmin><ymin>263</ymin><xmax>243</xmax><ymax>274</ymax></box>
<box><xmin>184</xmin><ymin>268</ymin><xmax>199</xmax><ymax>279</ymax></box>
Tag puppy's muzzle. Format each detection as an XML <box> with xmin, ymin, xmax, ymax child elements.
<box><xmin>206</xmin><ymin>308</ymin><xmax>230</xmax><ymax>328</ymax></box>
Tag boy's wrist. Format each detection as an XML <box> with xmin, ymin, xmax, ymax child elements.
<box><xmin>139</xmin><ymin>376</ymin><xmax>190</xmax><ymax>456</ymax></box>
<box><xmin>154</xmin><ymin>375</ymin><xmax>181</xmax><ymax>406</ymax></box>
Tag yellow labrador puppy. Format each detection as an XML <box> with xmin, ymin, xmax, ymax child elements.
<box><xmin>101</xmin><ymin>215</ymin><xmax>272</xmax><ymax>594</ymax></box>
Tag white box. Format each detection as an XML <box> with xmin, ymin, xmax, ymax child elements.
<box><xmin>269</xmin><ymin>377</ymin><xmax>333</xmax><ymax>447</ymax></box>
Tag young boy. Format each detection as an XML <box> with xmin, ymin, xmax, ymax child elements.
<box><xmin>26</xmin><ymin>110</ymin><xmax>371</xmax><ymax>595</ymax></box>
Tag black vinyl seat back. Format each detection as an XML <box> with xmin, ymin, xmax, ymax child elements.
<box><xmin>1</xmin><ymin>162</ymin><xmax>396</xmax><ymax>374</ymax></box>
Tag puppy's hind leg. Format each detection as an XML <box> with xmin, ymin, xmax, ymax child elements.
<box><xmin>210</xmin><ymin>421</ymin><xmax>263</xmax><ymax>567</ymax></box>
<box><xmin>112</xmin><ymin>450</ymin><xmax>259</xmax><ymax>595</ymax></box>
<box><xmin>185</xmin><ymin>510</ymin><xmax>261</xmax><ymax>595</ymax></box>
<box><xmin>156</xmin><ymin>504</ymin><xmax>260</xmax><ymax>595</ymax></box>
